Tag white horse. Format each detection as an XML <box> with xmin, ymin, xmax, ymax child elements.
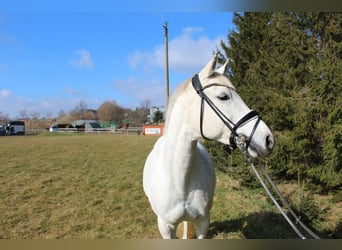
<box><xmin>143</xmin><ymin>54</ymin><xmax>275</xmax><ymax>239</ymax></box>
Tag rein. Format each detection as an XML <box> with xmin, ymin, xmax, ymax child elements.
<box><xmin>236</xmin><ymin>136</ymin><xmax>320</xmax><ymax>239</ymax></box>
<box><xmin>191</xmin><ymin>73</ymin><xmax>260</xmax><ymax>150</ymax></box>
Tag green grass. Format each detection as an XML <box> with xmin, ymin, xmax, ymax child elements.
<box><xmin>0</xmin><ymin>134</ymin><xmax>340</xmax><ymax>239</ymax></box>
<box><xmin>0</xmin><ymin>134</ymin><xmax>159</xmax><ymax>239</ymax></box>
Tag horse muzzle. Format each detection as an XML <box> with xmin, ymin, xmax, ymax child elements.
<box><xmin>246</xmin><ymin>131</ymin><xmax>275</xmax><ymax>158</ymax></box>
<box><xmin>232</xmin><ymin>116</ymin><xmax>275</xmax><ymax>158</ymax></box>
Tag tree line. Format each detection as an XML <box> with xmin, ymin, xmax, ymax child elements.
<box><xmin>64</xmin><ymin>99</ymin><xmax>153</xmax><ymax>126</ymax></box>
<box><xmin>0</xmin><ymin>99</ymin><xmax>153</xmax><ymax>128</ymax></box>
<box><xmin>208</xmin><ymin>12</ymin><xmax>341</xmax><ymax>194</ymax></box>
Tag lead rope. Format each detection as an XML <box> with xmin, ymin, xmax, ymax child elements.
<box><xmin>235</xmin><ymin>135</ymin><xmax>320</xmax><ymax>239</ymax></box>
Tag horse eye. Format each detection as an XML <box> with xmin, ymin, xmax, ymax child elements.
<box><xmin>217</xmin><ymin>94</ymin><xmax>230</xmax><ymax>101</ymax></box>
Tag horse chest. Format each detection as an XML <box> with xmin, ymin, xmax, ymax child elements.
<box><xmin>143</xmin><ymin>131</ymin><xmax>216</xmax><ymax>227</ymax></box>
<box><xmin>161</xmin><ymin>159</ymin><xmax>215</xmax><ymax>221</ymax></box>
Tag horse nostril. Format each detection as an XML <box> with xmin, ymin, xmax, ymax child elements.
<box><xmin>265</xmin><ymin>135</ymin><xmax>274</xmax><ymax>151</ymax></box>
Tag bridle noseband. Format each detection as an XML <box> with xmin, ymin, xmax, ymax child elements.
<box><xmin>191</xmin><ymin>73</ymin><xmax>261</xmax><ymax>150</ymax></box>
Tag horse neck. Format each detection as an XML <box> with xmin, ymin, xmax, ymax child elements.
<box><xmin>164</xmin><ymin>88</ymin><xmax>199</xmax><ymax>148</ymax></box>
<box><xmin>163</xmin><ymin>94</ymin><xmax>200</xmax><ymax>195</ymax></box>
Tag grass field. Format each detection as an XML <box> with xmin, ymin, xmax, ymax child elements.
<box><xmin>0</xmin><ymin>134</ymin><xmax>340</xmax><ymax>239</ymax></box>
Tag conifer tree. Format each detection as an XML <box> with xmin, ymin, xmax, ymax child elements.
<box><xmin>217</xmin><ymin>12</ymin><xmax>341</xmax><ymax>192</ymax></box>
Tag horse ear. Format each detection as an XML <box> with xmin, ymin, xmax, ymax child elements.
<box><xmin>216</xmin><ymin>59</ymin><xmax>229</xmax><ymax>75</ymax></box>
<box><xmin>199</xmin><ymin>53</ymin><xmax>218</xmax><ymax>78</ymax></box>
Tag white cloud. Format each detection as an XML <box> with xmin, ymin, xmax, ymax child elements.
<box><xmin>62</xmin><ymin>86</ymin><xmax>81</xmax><ymax>96</ymax></box>
<box><xmin>69</xmin><ymin>49</ymin><xmax>94</xmax><ymax>69</ymax></box>
<box><xmin>113</xmin><ymin>76</ymin><xmax>165</xmax><ymax>108</ymax></box>
<box><xmin>128</xmin><ymin>26</ymin><xmax>224</xmax><ymax>74</ymax></box>
<box><xmin>0</xmin><ymin>89</ymin><xmax>11</xmax><ymax>97</ymax></box>
<box><xmin>0</xmin><ymin>88</ymin><xmax>100</xmax><ymax>118</ymax></box>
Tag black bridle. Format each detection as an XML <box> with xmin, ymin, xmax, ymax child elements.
<box><xmin>191</xmin><ymin>73</ymin><xmax>261</xmax><ymax>150</ymax></box>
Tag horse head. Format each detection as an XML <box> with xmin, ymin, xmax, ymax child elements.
<box><xmin>189</xmin><ymin>53</ymin><xmax>274</xmax><ymax>158</ymax></box>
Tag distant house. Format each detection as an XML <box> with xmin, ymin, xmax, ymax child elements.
<box><xmin>70</xmin><ymin>120</ymin><xmax>101</xmax><ymax>132</ymax></box>
<box><xmin>49</xmin><ymin>120</ymin><xmax>101</xmax><ymax>132</ymax></box>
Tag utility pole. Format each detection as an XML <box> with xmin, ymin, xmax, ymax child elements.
<box><xmin>163</xmin><ymin>22</ymin><xmax>170</xmax><ymax>108</ymax></box>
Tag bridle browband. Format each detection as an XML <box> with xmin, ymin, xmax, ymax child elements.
<box><xmin>191</xmin><ymin>73</ymin><xmax>261</xmax><ymax>150</ymax></box>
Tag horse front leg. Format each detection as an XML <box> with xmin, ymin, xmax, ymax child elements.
<box><xmin>194</xmin><ymin>216</ymin><xmax>210</xmax><ymax>239</ymax></box>
<box><xmin>157</xmin><ymin>217</ymin><xmax>177</xmax><ymax>239</ymax></box>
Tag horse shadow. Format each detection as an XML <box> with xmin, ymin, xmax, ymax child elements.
<box><xmin>208</xmin><ymin>211</ymin><xmax>331</xmax><ymax>239</ymax></box>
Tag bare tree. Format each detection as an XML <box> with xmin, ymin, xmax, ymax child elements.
<box><xmin>140</xmin><ymin>99</ymin><xmax>151</xmax><ymax>112</ymax></box>
<box><xmin>137</xmin><ymin>99</ymin><xmax>151</xmax><ymax>124</ymax></box>
<box><xmin>0</xmin><ymin>111</ymin><xmax>9</xmax><ymax>124</ymax></box>
<box><xmin>97</xmin><ymin>101</ymin><xmax>124</xmax><ymax>124</ymax></box>
<box><xmin>70</xmin><ymin>100</ymin><xmax>87</xmax><ymax>118</ymax></box>
<box><xmin>77</xmin><ymin>100</ymin><xmax>87</xmax><ymax>111</ymax></box>
<box><xmin>58</xmin><ymin>109</ymin><xmax>67</xmax><ymax>118</ymax></box>
<box><xmin>30</xmin><ymin>111</ymin><xmax>40</xmax><ymax>119</ymax></box>
<box><xmin>45</xmin><ymin>111</ymin><xmax>53</xmax><ymax>119</ymax></box>
<box><xmin>19</xmin><ymin>110</ymin><xmax>28</xmax><ymax>118</ymax></box>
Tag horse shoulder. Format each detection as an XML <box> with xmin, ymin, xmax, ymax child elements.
<box><xmin>196</xmin><ymin>141</ymin><xmax>214</xmax><ymax>171</ymax></box>
<box><xmin>143</xmin><ymin>136</ymin><xmax>166</xmax><ymax>196</ymax></box>
<box><xmin>195</xmin><ymin>141</ymin><xmax>216</xmax><ymax>191</ymax></box>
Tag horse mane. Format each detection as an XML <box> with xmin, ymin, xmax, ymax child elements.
<box><xmin>164</xmin><ymin>78</ymin><xmax>191</xmax><ymax>133</ymax></box>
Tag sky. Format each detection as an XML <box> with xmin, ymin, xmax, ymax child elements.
<box><xmin>0</xmin><ymin>2</ymin><xmax>235</xmax><ymax>118</ymax></box>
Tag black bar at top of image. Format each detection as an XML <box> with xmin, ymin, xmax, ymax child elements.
<box><xmin>1</xmin><ymin>0</ymin><xmax>341</xmax><ymax>12</ymax></box>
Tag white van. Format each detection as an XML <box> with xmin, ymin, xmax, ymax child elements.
<box><xmin>6</xmin><ymin>120</ymin><xmax>25</xmax><ymax>135</ymax></box>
